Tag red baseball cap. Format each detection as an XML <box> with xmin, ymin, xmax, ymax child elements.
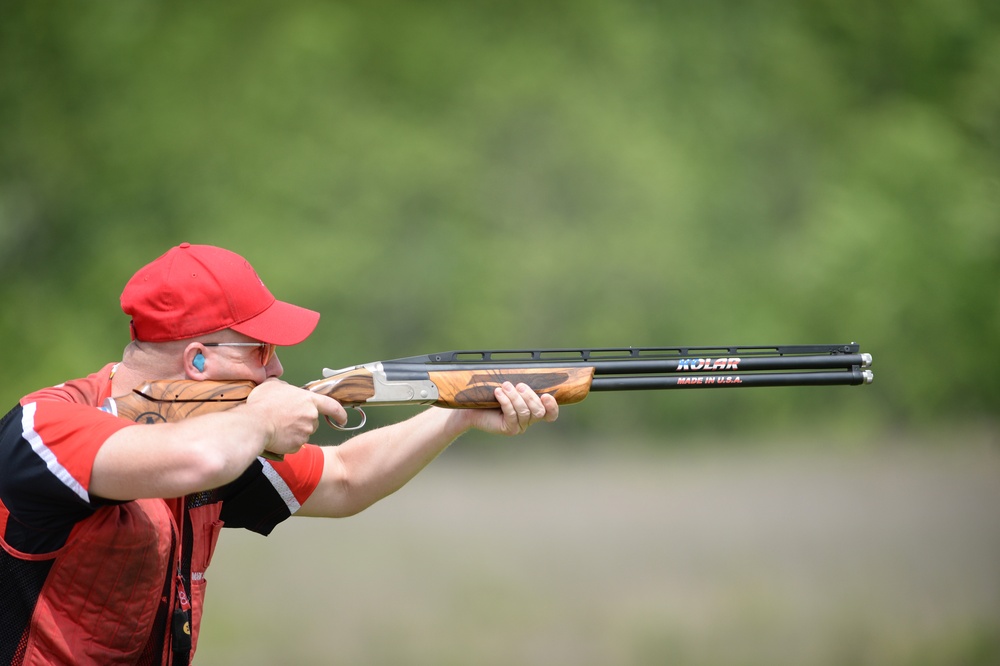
<box><xmin>121</xmin><ymin>243</ymin><xmax>320</xmax><ymax>345</ymax></box>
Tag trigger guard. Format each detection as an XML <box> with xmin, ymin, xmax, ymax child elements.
<box><xmin>326</xmin><ymin>406</ymin><xmax>367</xmax><ymax>431</ymax></box>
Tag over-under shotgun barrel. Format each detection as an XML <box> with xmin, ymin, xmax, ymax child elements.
<box><xmin>374</xmin><ymin>344</ymin><xmax>873</xmax><ymax>394</ymax></box>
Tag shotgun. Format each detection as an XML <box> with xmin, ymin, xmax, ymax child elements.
<box><xmin>107</xmin><ymin>344</ymin><xmax>873</xmax><ymax>447</ymax></box>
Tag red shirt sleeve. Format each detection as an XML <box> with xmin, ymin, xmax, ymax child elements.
<box><xmin>20</xmin><ymin>400</ymin><xmax>136</xmax><ymax>502</ymax></box>
<box><xmin>258</xmin><ymin>443</ymin><xmax>325</xmax><ymax>509</ymax></box>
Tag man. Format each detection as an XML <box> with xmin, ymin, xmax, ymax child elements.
<box><xmin>0</xmin><ymin>243</ymin><xmax>558</xmax><ymax>665</ymax></box>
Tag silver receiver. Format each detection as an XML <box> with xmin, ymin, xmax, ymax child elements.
<box><xmin>320</xmin><ymin>362</ymin><xmax>440</xmax><ymax>405</ymax></box>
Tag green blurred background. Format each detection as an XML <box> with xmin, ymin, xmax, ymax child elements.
<box><xmin>1</xmin><ymin>1</ymin><xmax>998</xmax><ymax>664</ymax></box>
<box><xmin>2</xmin><ymin>0</ymin><xmax>998</xmax><ymax>436</ymax></box>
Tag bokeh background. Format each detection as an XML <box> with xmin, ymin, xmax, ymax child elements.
<box><xmin>1</xmin><ymin>1</ymin><xmax>997</xmax><ymax>664</ymax></box>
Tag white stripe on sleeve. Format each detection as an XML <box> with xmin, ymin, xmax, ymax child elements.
<box><xmin>21</xmin><ymin>402</ymin><xmax>91</xmax><ymax>504</ymax></box>
<box><xmin>260</xmin><ymin>459</ymin><xmax>301</xmax><ymax>514</ymax></box>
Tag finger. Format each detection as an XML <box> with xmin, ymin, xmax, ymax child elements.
<box><xmin>493</xmin><ymin>383</ymin><xmax>525</xmax><ymax>434</ymax></box>
<box><xmin>539</xmin><ymin>394</ymin><xmax>560</xmax><ymax>422</ymax></box>
<box><xmin>313</xmin><ymin>393</ymin><xmax>349</xmax><ymax>427</ymax></box>
<box><xmin>516</xmin><ymin>383</ymin><xmax>549</xmax><ymax>420</ymax></box>
<box><xmin>493</xmin><ymin>382</ymin><xmax>512</xmax><ymax>411</ymax></box>
<box><xmin>505</xmin><ymin>383</ymin><xmax>534</xmax><ymax>421</ymax></box>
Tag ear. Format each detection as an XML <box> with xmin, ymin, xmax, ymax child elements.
<box><xmin>183</xmin><ymin>343</ymin><xmax>209</xmax><ymax>380</ymax></box>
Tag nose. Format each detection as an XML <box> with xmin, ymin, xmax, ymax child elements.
<box><xmin>266</xmin><ymin>352</ymin><xmax>284</xmax><ymax>379</ymax></box>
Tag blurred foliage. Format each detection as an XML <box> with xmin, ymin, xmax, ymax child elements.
<box><xmin>1</xmin><ymin>0</ymin><xmax>997</xmax><ymax>440</ymax></box>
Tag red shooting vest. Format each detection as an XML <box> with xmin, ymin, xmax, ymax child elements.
<box><xmin>3</xmin><ymin>365</ymin><xmax>323</xmax><ymax>665</ymax></box>
<box><xmin>12</xmin><ymin>476</ymin><xmax>223</xmax><ymax>664</ymax></box>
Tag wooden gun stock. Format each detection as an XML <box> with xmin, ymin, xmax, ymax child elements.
<box><xmin>111</xmin><ymin>380</ymin><xmax>256</xmax><ymax>424</ymax></box>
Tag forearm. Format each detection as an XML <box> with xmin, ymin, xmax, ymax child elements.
<box><xmin>299</xmin><ymin>382</ymin><xmax>558</xmax><ymax>518</ymax></box>
<box><xmin>298</xmin><ymin>407</ymin><xmax>470</xmax><ymax>518</ymax></box>
<box><xmin>92</xmin><ymin>380</ymin><xmax>343</xmax><ymax>501</ymax></box>
<box><xmin>92</xmin><ymin>407</ymin><xmax>270</xmax><ymax>500</ymax></box>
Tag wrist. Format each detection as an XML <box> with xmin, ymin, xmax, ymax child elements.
<box><xmin>231</xmin><ymin>405</ymin><xmax>274</xmax><ymax>457</ymax></box>
<box><xmin>430</xmin><ymin>406</ymin><xmax>475</xmax><ymax>440</ymax></box>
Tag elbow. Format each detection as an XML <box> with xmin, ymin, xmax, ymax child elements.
<box><xmin>331</xmin><ymin>503</ymin><xmax>365</xmax><ymax>519</ymax></box>
<box><xmin>308</xmin><ymin>454</ymin><xmax>377</xmax><ymax>518</ymax></box>
<box><xmin>328</xmin><ymin>463</ymin><xmax>368</xmax><ymax>518</ymax></box>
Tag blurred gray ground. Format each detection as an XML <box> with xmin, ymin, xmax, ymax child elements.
<box><xmin>199</xmin><ymin>432</ymin><xmax>1000</xmax><ymax>666</ymax></box>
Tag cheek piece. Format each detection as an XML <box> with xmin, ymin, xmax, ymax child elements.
<box><xmin>192</xmin><ymin>353</ymin><xmax>206</xmax><ymax>372</ymax></box>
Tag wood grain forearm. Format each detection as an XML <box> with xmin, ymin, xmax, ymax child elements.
<box><xmin>428</xmin><ymin>366</ymin><xmax>594</xmax><ymax>408</ymax></box>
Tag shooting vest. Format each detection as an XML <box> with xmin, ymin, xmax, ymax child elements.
<box><xmin>12</xmin><ymin>495</ymin><xmax>220</xmax><ymax>666</ymax></box>
<box><xmin>3</xmin><ymin>365</ymin><xmax>323</xmax><ymax>665</ymax></box>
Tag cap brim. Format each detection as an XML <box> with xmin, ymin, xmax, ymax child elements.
<box><xmin>230</xmin><ymin>299</ymin><xmax>320</xmax><ymax>346</ymax></box>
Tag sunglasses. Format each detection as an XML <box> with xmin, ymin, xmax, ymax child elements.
<box><xmin>201</xmin><ymin>342</ymin><xmax>277</xmax><ymax>366</ymax></box>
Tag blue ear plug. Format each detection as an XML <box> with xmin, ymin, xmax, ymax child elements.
<box><xmin>193</xmin><ymin>353</ymin><xmax>206</xmax><ymax>372</ymax></box>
